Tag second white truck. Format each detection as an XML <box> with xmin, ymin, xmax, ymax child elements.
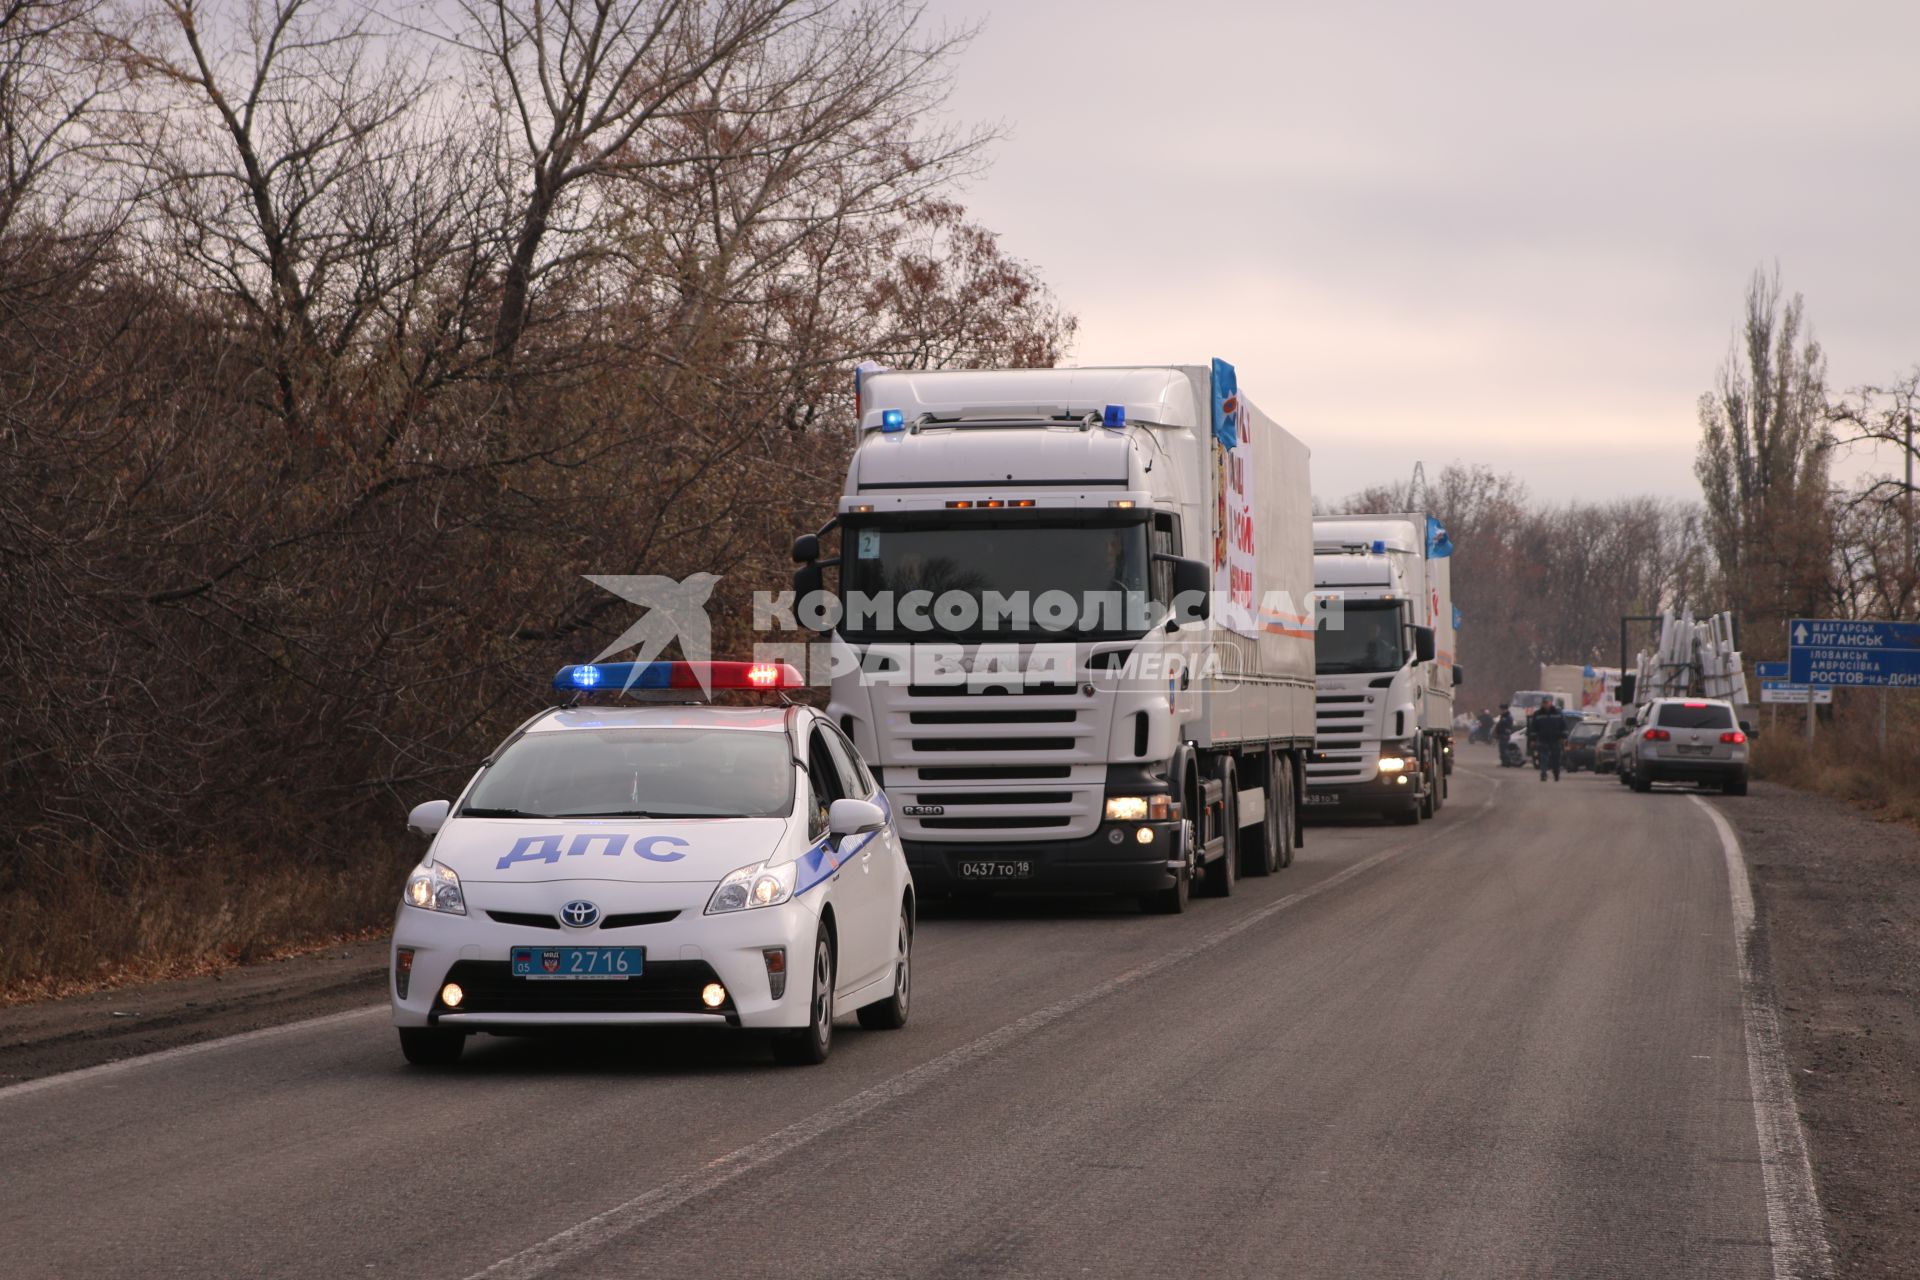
<box><xmin>1305</xmin><ymin>514</ymin><xmax>1458</xmax><ymax>824</ymax></box>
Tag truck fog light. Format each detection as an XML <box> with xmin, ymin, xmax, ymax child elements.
<box><xmin>439</xmin><ymin>981</ymin><xmax>463</xmax><ymax>1008</ymax></box>
<box><xmin>701</xmin><ymin>982</ymin><xmax>727</xmax><ymax>1009</ymax></box>
<box><xmin>763</xmin><ymin>949</ymin><xmax>787</xmax><ymax>999</ymax></box>
<box><xmin>1135</xmin><ymin>826</ymin><xmax>1154</xmax><ymax>844</ymax></box>
<box><xmin>395</xmin><ymin>948</ymin><xmax>415</xmax><ymax>1000</ymax></box>
<box><xmin>1395</xmin><ymin>775</ymin><xmax>1409</xmax><ymax>786</ymax></box>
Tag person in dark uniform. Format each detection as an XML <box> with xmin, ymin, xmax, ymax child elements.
<box><xmin>1528</xmin><ymin>697</ymin><xmax>1568</xmax><ymax>781</ymax></box>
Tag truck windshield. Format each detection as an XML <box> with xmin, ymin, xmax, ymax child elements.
<box><xmin>460</xmin><ymin>729</ymin><xmax>794</xmax><ymax>819</ymax></box>
<box><xmin>1315</xmin><ymin>600</ymin><xmax>1405</xmax><ymax>674</ymax></box>
<box><xmin>838</xmin><ymin>516</ymin><xmax>1155</xmax><ymax>641</ymax></box>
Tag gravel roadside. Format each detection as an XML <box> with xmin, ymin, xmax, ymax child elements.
<box><xmin>0</xmin><ymin>941</ymin><xmax>388</xmax><ymax>1086</ymax></box>
<box><xmin>1709</xmin><ymin>781</ymin><xmax>1920</xmax><ymax>1279</ymax></box>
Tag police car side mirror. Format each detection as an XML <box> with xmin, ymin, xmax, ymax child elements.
<box><xmin>828</xmin><ymin>797</ymin><xmax>885</xmax><ymax>837</ymax></box>
<box><xmin>407</xmin><ymin>799</ymin><xmax>451</xmax><ymax>838</ymax></box>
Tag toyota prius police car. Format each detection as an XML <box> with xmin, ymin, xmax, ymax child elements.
<box><xmin>391</xmin><ymin>660</ymin><xmax>913</xmax><ymax>1066</ymax></box>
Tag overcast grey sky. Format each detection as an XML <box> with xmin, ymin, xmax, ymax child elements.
<box><xmin>926</xmin><ymin>0</ymin><xmax>1920</xmax><ymax>505</ymax></box>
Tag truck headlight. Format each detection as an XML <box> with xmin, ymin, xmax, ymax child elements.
<box><xmin>706</xmin><ymin>860</ymin><xmax>797</xmax><ymax>914</ymax></box>
<box><xmin>1377</xmin><ymin>756</ymin><xmax>1409</xmax><ymax>773</ymax></box>
<box><xmin>1105</xmin><ymin>795</ymin><xmax>1172</xmax><ymax>821</ymax></box>
<box><xmin>403</xmin><ymin>862</ymin><xmax>466</xmax><ymax>915</ymax></box>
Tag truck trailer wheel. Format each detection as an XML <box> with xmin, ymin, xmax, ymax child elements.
<box><xmin>1242</xmin><ymin>753</ymin><xmax>1282</xmax><ymax>878</ymax></box>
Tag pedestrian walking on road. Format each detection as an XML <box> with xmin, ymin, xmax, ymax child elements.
<box><xmin>1528</xmin><ymin>697</ymin><xmax>1567</xmax><ymax>781</ymax></box>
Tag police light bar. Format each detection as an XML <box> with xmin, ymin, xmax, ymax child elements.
<box><xmin>552</xmin><ymin>660</ymin><xmax>804</xmax><ymax>692</ymax></box>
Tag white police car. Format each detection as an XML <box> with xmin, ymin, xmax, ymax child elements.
<box><xmin>391</xmin><ymin>660</ymin><xmax>913</xmax><ymax>1066</ymax></box>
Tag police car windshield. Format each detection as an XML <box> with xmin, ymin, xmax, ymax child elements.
<box><xmin>462</xmin><ymin>729</ymin><xmax>793</xmax><ymax>819</ymax></box>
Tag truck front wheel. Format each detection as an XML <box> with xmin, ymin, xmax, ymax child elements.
<box><xmin>1140</xmin><ymin>819</ymin><xmax>1195</xmax><ymax>914</ymax></box>
<box><xmin>1200</xmin><ymin>760</ymin><xmax>1238</xmax><ymax>898</ymax></box>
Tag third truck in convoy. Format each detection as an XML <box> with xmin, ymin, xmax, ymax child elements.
<box><xmin>792</xmin><ymin>363</ymin><xmax>1317</xmax><ymax>912</ymax></box>
<box><xmin>1305</xmin><ymin>514</ymin><xmax>1458</xmax><ymax>824</ymax></box>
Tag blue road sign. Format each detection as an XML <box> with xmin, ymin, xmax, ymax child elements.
<box><xmin>1787</xmin><ymin>619</ymin><xmax>1920</xmax><ymax>688</ymax></box>
<box><xmin>1754</xmin><ymin>661</ymin><xmax>1788</xmax><ymax>680</ymax></box>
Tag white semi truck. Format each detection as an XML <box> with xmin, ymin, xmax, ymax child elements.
<box><xmin>1304</xmin><ymin>514</ymin><xmax>1458</xmax><ymax>824</ymax></box>
<box><xmin>791</xmin><ymin>364</ymin><xmax>1318</xmax><ymax>912</ymax></box>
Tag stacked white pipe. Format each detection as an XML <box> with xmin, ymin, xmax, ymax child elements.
<box><xmin>1632</xmin><ymin>610</ymin><xmax>1749</xmax><ymax>707</ymax></box>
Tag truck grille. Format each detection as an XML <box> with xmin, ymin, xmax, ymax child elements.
<box><xmin>869</xmin><ymin>675</ymin><xmax>1109</xmax><ymax>841</ymax></box>
<box><xmin>1309</xmin><ymin>691</ymin><xmax>1376</xmax><ymax>785</ymax></box>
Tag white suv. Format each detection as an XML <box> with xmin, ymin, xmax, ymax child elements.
<box><xmin>1622</xmin><ymin>698</ymin><xmax>1751</xmax><ymax>796</ymax></box>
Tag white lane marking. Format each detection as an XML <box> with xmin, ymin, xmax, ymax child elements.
<box><xmin>0</xmin><ymin>1005</ymin><xmax>386</xmax><ymax>1103</ymax></box>
<box><xmin>467</xmin><ymin>784</ymin><xmax>1501</xmax><ymax>1280</ymax></box>
<box><xmin>1692</xmin><ymin>796</ymin><xmax>1834</xmax><ymax>1280</ymax></box>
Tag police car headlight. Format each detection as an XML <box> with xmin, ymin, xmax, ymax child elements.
<box><xmin>403</xmin><ymin>863</ymin><xmax>466</xmax><ymax>915</ymax></box>
<box><xmin>705</xmin><ymin>860</ymin><xmax>796</xmax><ymax>914</ymax></box>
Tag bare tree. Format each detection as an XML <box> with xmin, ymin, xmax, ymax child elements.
<box><xmin>1694</xmin><ymin>266</ymin><xmax>1832</xmax><ymax>635</ymax></box>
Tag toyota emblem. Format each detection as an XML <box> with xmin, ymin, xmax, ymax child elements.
<box><xmin>560</xmin><ymin>900</ymin><xmax>600</xmax><ymax>928</ymax></box>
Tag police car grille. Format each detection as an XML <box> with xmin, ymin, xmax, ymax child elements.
<box><xmin>436</xmin><ymin>960</ymin><xmax>731</xmax><ymax>1015</ymax></box>
<box><xmin>486</xmin><ymin>911</ymin><xmax>560</xmax><ymax>930</ymax></box>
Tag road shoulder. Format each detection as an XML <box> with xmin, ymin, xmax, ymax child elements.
<box><xmin>0</xmin><ymin>940</ymin><xmax>387</xmax><ymax>1086</ymax></box>
<box><xmin>1710</xmin><ymin>781</ymin><xmax>1920</xmax><ymax>1279</ymax></box>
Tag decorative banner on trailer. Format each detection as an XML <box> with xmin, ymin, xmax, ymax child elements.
<box><xmin>1210</xmin><ymin>360</ymin><xmax>1258</xmax><ymax>637</ymax></box>
<box><xmin>1426</xmin><ymin>516</ymin><xmax>1453</xmax><ymax>558</ymax></box>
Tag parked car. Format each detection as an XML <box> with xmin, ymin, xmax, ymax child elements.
<box><xmin>1621</xmin><ymin>697</ymin><xmax>1752</xmax><ymax>796</ymax></box>
<box><xmin>1564</xmin><ymin>719</ymin><xmax>1606</xmax><ymax>772</ymax></box>
<box><xmin>1595</xmin><ymin>716</ymin><xmax>1630</xmax><ymax>774</ymax></box>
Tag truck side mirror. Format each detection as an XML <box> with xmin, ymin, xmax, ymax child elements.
<box><xmin>1617</xmin><ymin>674</ymin><xmax>1636</xmax><ymax>705</ymax></box>
<box><xmin>791</xmin><ymin>533</ymin><xmax>820</xmax><ymax>563</ymax></box>
<box><xmin>1741</xmin><ymin>719</ymin><xmax>1759</xmax><ymax>738</ymax></box>
<box><xmin>792</xmin><ymin>561</ymin><xmax>825</xmax><ymax>628</ymax></box>
<box><xmin>1169</xmin><ymin>556</ymin><xmax>1210</xmax><ymax>622</ymax></box>
<box><xmin>1413</xmin><ymin>625</ymin><xmax>1436</xmax><ymax>663</ymax></box>
<box><xmin>1452</xmin><ymin>664</ymin><xmax>1464</xmax><ymax>685</ymax></box>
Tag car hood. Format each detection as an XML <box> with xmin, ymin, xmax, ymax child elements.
<box><xmin>429</xmin><ymin>816</ymin><xmax>793</xmax><ymax>885</ymax></box>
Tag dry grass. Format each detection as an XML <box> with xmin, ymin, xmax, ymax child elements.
<box><xmin>0</xmin><ymin>841</ymin><xmax>405</xmax><ymax>1005</ymax></box>
<box><xmin>1752</xmin><ymin>693</ymin><xmax>1920</xmax><ymax>830</ymax></box>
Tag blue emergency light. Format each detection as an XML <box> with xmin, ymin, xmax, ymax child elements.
<box><xmin>552</xmin><ymin>660</ymin><xmax>802</xmax><ymax>692</ymax></box>
<box><xmin>1372</xmin><ymin>540</ymin><xmax>1386</xmax><ymax>554</ymax></box>
<box><xmin>880</xmin><ymin>409</ymin><xmax>905</xmax><ymax>432</ymax></box>
<box><xmin>1102</xmin><ymin>404</ymin><xmax>1126</xmax><ymax>428</ymax></box>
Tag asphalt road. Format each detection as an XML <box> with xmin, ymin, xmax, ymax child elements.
<box><xmin>0</xmin><ymin>756</ymin><xmax>1792</xmax><ymax>1279</ymax></box>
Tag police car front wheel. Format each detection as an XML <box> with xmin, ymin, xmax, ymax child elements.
<box><xmin>857</xmin><ymin>905</ymin><xmax>912</xmax><ymax>1031</ymax></box>
<box><xmin>399</xmin><ymin>1027</ymin><xmax>465</xmax><ymax>1067</ymax></box>
<box><xmin>772</xmin><ymin>928</ymin><xmax>835</xmax><ymax>1066</ymax></box>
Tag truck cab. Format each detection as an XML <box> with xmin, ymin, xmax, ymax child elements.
<box><xmin>1305</xmin><ymin>516</ymin><xmax>1454</xmax><ymax>824</ymax></box>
